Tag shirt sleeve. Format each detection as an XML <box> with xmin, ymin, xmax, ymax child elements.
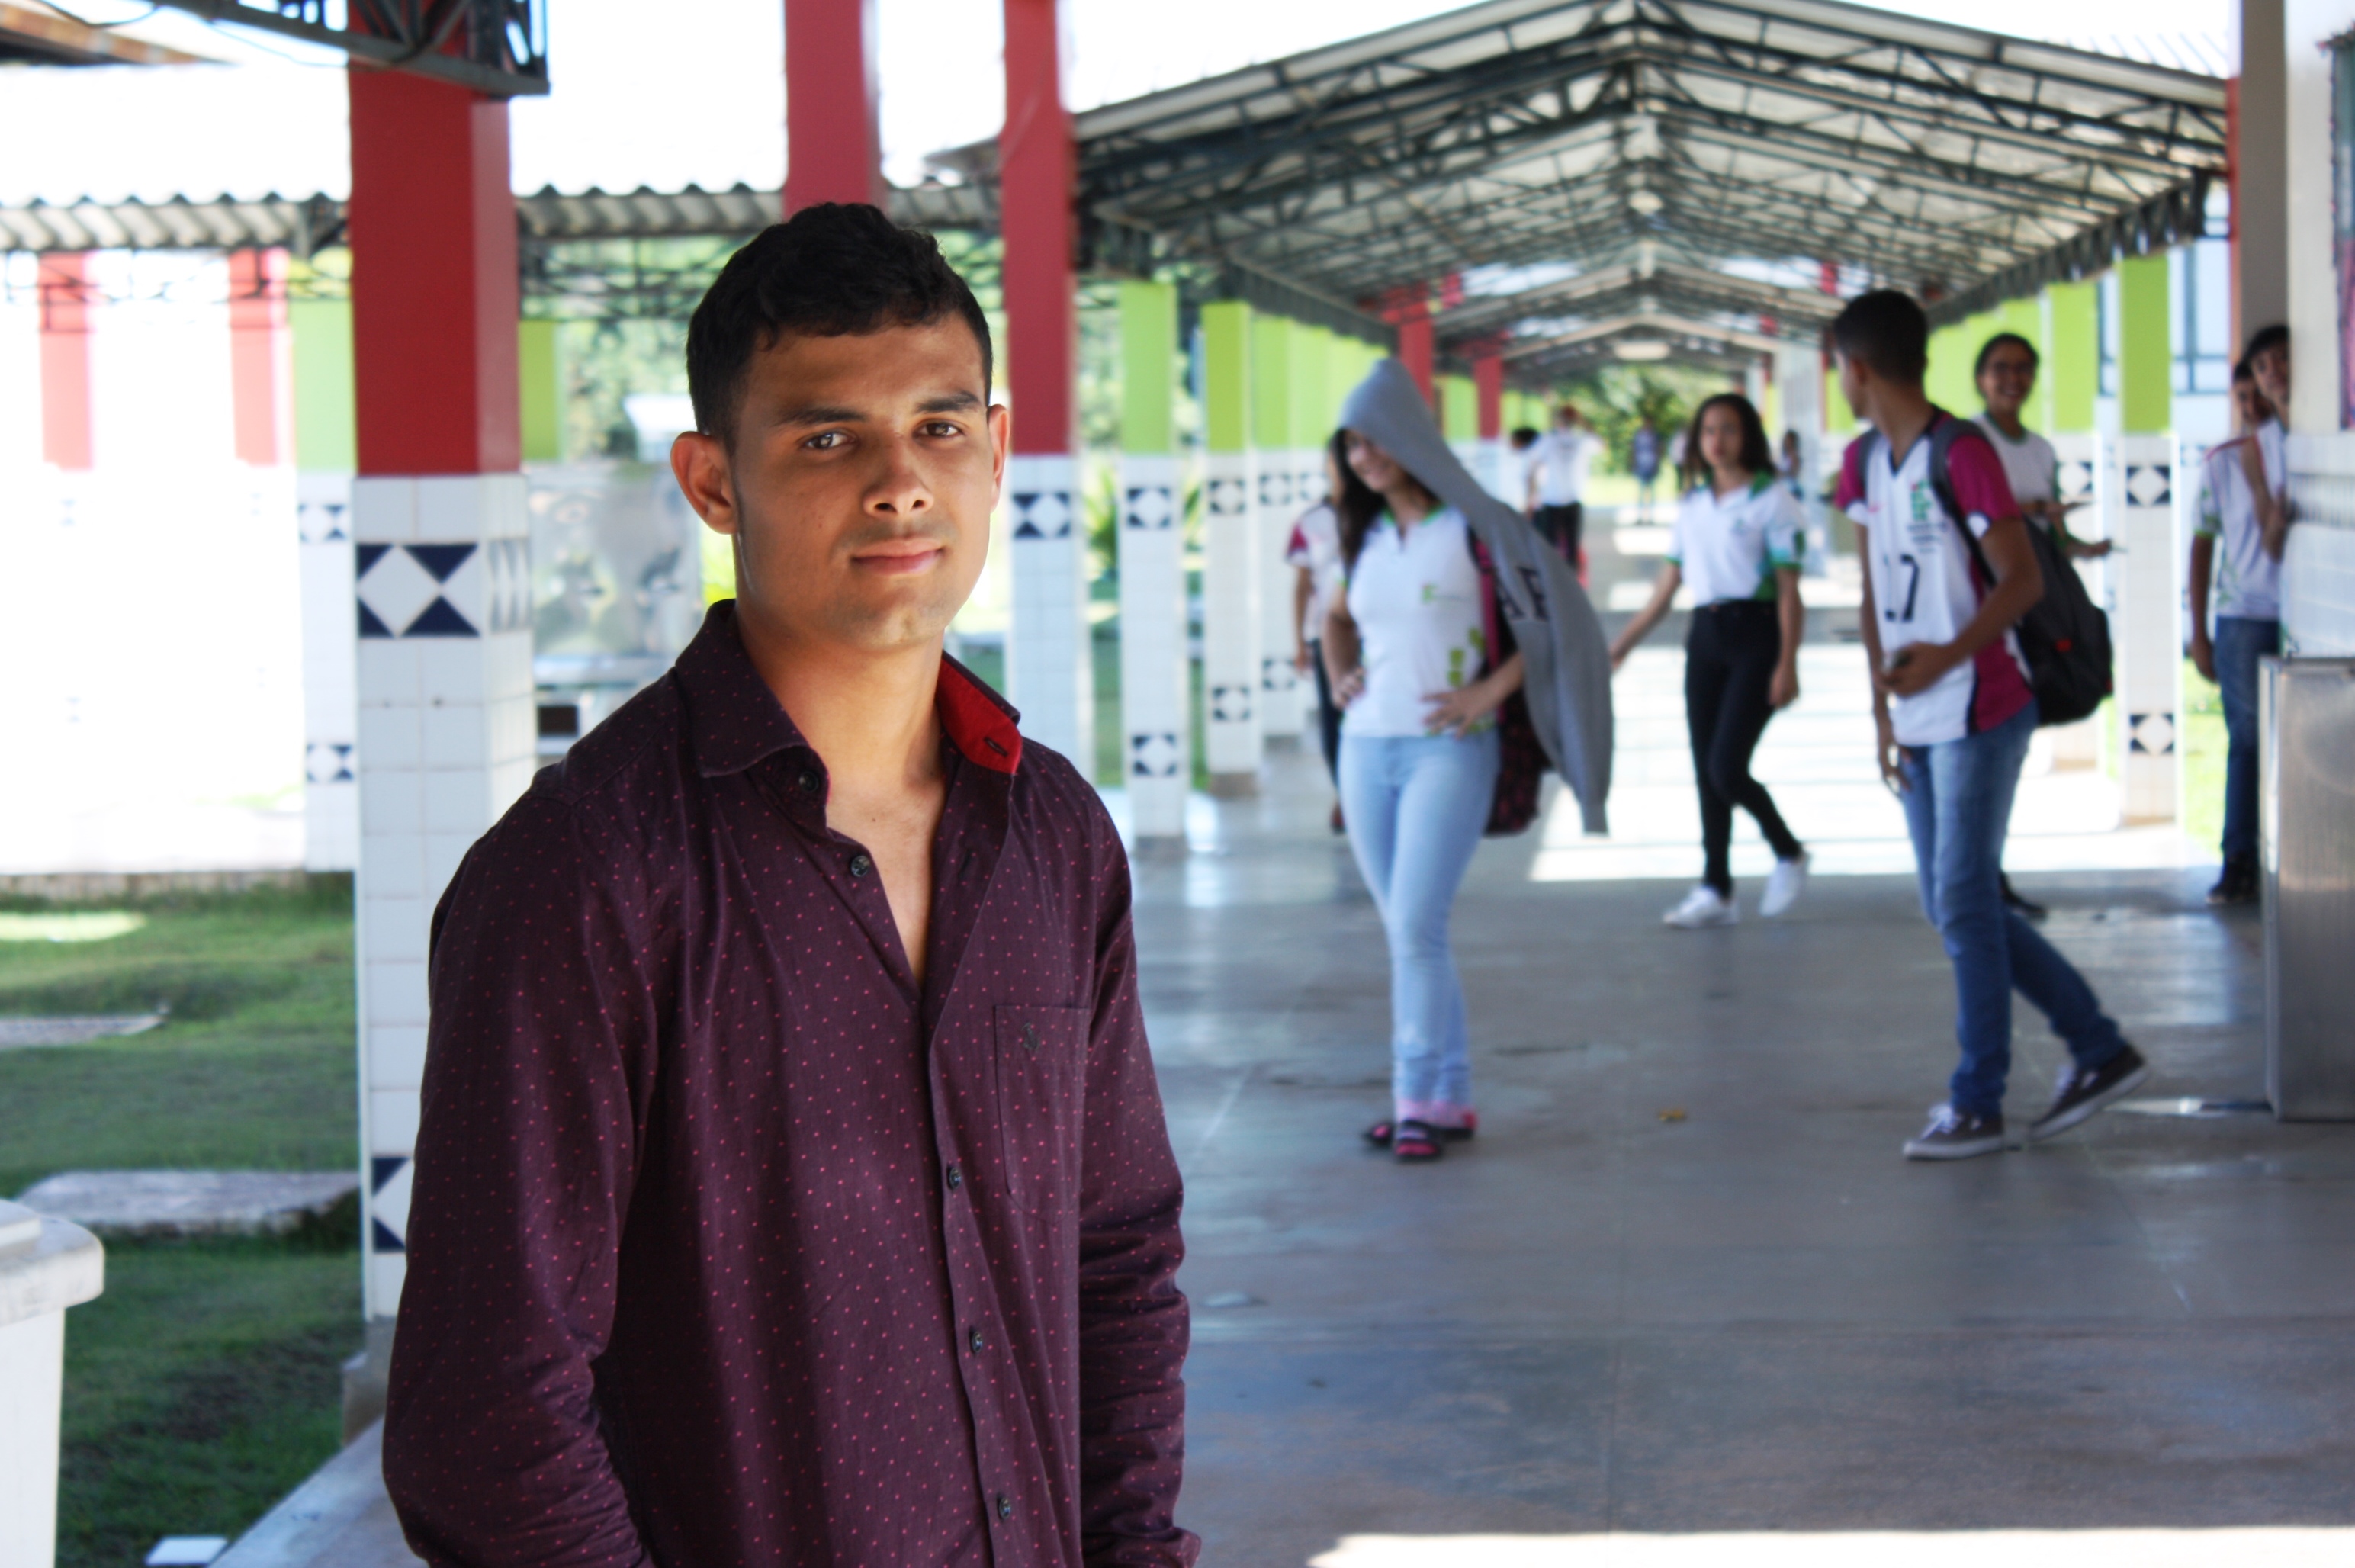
<box><xmin>1834</xmin><ymin>437</ymin><xmax>1869</xmax><ymax>521</ymax></box>
<box><xmin>1945</xmin><ymin>433</ymin><xmax>2022</xmax><ymax>537</ymax></box>
<box><xmin>383</xmin><ymin>795</ymin><xmax>658</xmax><ymax>1568</ymax></box>
<box><xmin>1075</xmin><ymin>824</ymin><xmax>1198</xmax><ymax>1567</ymax></box>
<box><xmin>1284</xmin><ymin>522</ymin><xmax>1311</xmax><ymax>568</ymax></box>
<box><xmin>1764</xmin><ymin>488</ymin><xmax>1804</xmax><ymax>567</ymax></box>
<box><xmin>2196</xmin><ymin>448</ymin><xmax>2228</xmax><ymax>537</ymax></box>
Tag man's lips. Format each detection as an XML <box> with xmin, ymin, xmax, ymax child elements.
<box><xmin>850</xmin><ymin>538</ymin><xmax>947</xmax><ymax>576</ymax></box>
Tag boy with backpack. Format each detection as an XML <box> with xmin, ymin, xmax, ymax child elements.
<box><xmin>1831</xmin><ymin>291</ymin><xmax>2148</xmax><ymax>1161</ymax></box>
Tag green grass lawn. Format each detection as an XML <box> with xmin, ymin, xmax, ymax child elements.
<box><xmin>0</xmin><ymin>879</ymin><xmax>362</xmax><ymax>1566</ymax></box>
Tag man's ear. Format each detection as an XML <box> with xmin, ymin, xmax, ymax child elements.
<box><xmin>987</xmin><ymin>403</ymin><xmax>1011</xmax><ymax>504</ymax></box>
<box><xmin>671</xmin><ymin>430</ymin><xmax>740</xmax><ymax>537</ymax></box>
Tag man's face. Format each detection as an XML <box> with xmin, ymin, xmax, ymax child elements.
<box><xmin>1835</xmin><ymin>351</ymin><xmax>1869</xmax><ymax>423</ymax></box>
<box><xmin>2251</xmin><ymin>342</ymin><xmax>2291</xmax><ymax>413</ymax></box>
<box><xmin>2231</xmin><ymin>374</ymin><xmax>2272</xmax><ymax>431</ymax></box>
<box><xmin>671</xmin><ymin>320</ymin><xmax>1005</xmax><ymax>657</ymax></box>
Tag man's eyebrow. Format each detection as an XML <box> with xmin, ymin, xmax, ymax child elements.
<box><xmin>774</xmin><ymin>403</ymin><xmax>867</xmax><ymax>428</ymax></box>
<box><xmin>917</xmin><ymin>390</ymin><xmax>985</xmax><ymax>415</ymax></box>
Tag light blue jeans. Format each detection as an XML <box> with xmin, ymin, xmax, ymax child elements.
<box><xmin>1897</xmin><ymin>702</ymin><xmax>2128</xmax><ymax>1117</ymax></box>
<box><xmin>1338</xmin><ymin>729</ymin><xmax>1499</xmax><ymax>1115</ymax></box>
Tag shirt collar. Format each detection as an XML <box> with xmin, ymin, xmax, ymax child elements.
<box><xmin>674</xmin><ymin>601</ymin><xmax>1024</xmax><ymax>780</ymax></box>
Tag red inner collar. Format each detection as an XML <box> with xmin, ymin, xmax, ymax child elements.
<box><xmin>935</xmin><ymin>660</ymin><xmax>1023</xmax><ymax>775</ymax></box>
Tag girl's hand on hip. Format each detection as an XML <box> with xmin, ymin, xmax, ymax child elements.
<box><xmin>1422</xmin><ymin>681</ymin><xmax>1501</xmax><ymax>737</ymax></box>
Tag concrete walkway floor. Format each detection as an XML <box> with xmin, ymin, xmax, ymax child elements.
<box><xmin>218</xmin><ymin>744</ymin><xmax>2353</xmax><ymax>1567</ymax></box>
<box><xmin>1154</xmin><ymin>748</ymin><xmax>2355</xmax><ymax>1566</ymax></box>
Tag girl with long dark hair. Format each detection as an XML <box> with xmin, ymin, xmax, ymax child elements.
<box><xmin>1323</xmin><ymin>425</ymin><xmax>1525</xmax><ymax>1163</ymax></box>
<box><xmin>1610</xmin><ymin>393</ymin><xmax>1810</xmax><ymax>927</ymax></box>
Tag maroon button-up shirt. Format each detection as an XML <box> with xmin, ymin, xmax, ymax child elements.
<box><xmin>384</xmin><ymin>604</ymin><xmax>1194</xmax><ymax>1567</ymax></box>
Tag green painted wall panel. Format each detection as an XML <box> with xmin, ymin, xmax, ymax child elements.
<box><xmin>2047</xmin><ymin>281</ymin><xmax>2099</xmax><ymax>432</ymax></box>
<box><xmin>1251</xmin><ymin>313</ymin><xmax>1291</xmax><ymax>450</ymax></box>
<box><xmin>1202</xmin><ymin>301</ymin><xmax>1251</xmax><ymax>453</ymax></box>
<box><xmin>289</xmin><ymin>297</ymin><xmax>355</xmax><ymax>472</ymax></box>
<box><xmin>1438</xmin><ymin>374</ymin><xmax>1476</xmax><ymax>442</ymax></box>
<box><xmin>519</xmin><ymin>319</ymin><xmax>562</xmax><ymax>464</ymax></box>
<box><xmin>1119</xmin><ymin>280</ymin><xmax>1178</xmax><ymax>455</ymax></box>
<box><xmin>2117</xmin><ymin>254</ymin><xmax>2172</xmax><ymax>433</ymax></box>
<box><xmin>1288</xmin><ymin>326</ymin><xmax>1326</xmax><ymax>448</ymax></box>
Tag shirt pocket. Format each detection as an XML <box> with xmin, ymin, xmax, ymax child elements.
<box><xmin>994</xmin><ymin>1003</ymin><xmax>1089</xmax><ymax>1217</ymax></box>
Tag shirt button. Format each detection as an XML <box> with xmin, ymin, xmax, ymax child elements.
<box><xmin>848</xmin><ymin>851</ymin><xmax>872</xmax><ymax>878</ymax></box>
<box><xmin>796</xmin><ymin>768</ymin><xmax>820</xmax><ymax>794</ymax></box>
<box><xmin>996</xmin><ymin>1495</ymin><xmax>1013</xmax><ymax>1521</ymax></box>
<box><xmin>945</xmin><ymin>1163</ymin><xmax>963</xmax><ymax>1191</ymax></box>
<box><xmin>968</xmin><ymin>1327</ymin><xmax>984</xmax><ymax>1353</ymax></box>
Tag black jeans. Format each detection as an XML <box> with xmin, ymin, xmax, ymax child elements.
<box><xmin>1685</xmin><ymin>600</ymin><xmax>1802</xmax><ymax>894</ymax></box>
<box><xmin>1531</xmin><ymin>502</ymin><xmax>1583</xmax><ymax>563</ymax></box>
<box><xmin>1307</xmin><ymin>639</ymin><xmax>1342</xmax><ymax>784</ymax></box>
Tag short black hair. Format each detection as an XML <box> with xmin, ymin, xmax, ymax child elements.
<box><xmin>1830</xmin><ymin>289</ymin><xmax>1929</xmax><ymax>384</ymax></box>
<box><xmin>1974</xmin><ymin>331</ymin><xmax>2039</xmax><ymax>378</ymax></box>
<box><xmin>2231</xmin><ymin>355</ymin><xmax>2255</xmax><ymax>383</ymax></box>
<box><xmin>686</xmin><ymin>202</ymin><xmax>994</xmax><ymax>443</ymax></box>
<box><xmin>1683</xmin><ymin>393</ymin><xmax>1775</xmax><ymax>483</ymax></box>
<box><xmin>1509</xmin><ymin>426</ymin><xmax>1540</xmax><ymax>447</ymax></box>
<box><xmin>2244</xmin><ymin>323</ymin><xmax>2290</xmax><ymax>362</ymax></box>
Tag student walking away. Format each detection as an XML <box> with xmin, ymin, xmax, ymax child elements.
<box><xmin>1631</xmin><ymin>416</ymin><xmax>1663</xmax><ymax>520</ymax></box>
<box><xmin>1971</xmin><ymin>329</ymin><xmax>2115</xmax><ymax>923</ymax></box>
<box><xmin>1288</xmin><ymin>436</ymin><xmax>1349</xmax><ymax>825</ymax></box>
<box><xmin>1832</xmin><ymin>289</ymin><xmax>2148</xmax><ymax>1163</ymax></box>
<box><xmin>1778</xmin><ymin>429</ymin><xmax>1804</xmax><ymax>500</ymax></box>
<box><xmin>1611</xmin><ymin>394</ymin><xmax>1810</xmax><ymax>927</ymax></box>
<box><xmin>2190</xmin><ymin>332</ymin><xmax>2291</xmax><ymax>906</ymax></box>
<box><xmin>1525</xmin><ymin>403</ymin><xmax>1599</xmax><ymax>574</ymax></box>
<box><xmin>1508</xmin><ymin>424</ymin><xmax>1541</xmax><ymax>512</ymax></box>
<box><xmin>381</xmin><ymin>204</ymin><xmax>1197</xmax><ymax>1566</ymax></box>
<box><xmin>1329</xmin><ymin>359</ymin><xmax>1615</xmax><ymax>1163</ymax></box>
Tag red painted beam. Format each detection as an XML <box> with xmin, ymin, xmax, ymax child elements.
<box><xmin>784</xmin><ymin>0</ymin><xmax>884</xmax><ymax>214</ymax></box>
<box><xmin>1396</xmin><ymin>307</ymin><xmax>1435</xmax><ymax>408</ymax></box>
<box><xmin>37</xmin><ymin>252</ymin><xmax>93</xmax><ymax>471</ymax></box>
<box><xmin>1473</xmin><ymin>354</ymin><xmax>1503</xmax><ymax>440</ymax></box>
<box><xmin>347</xmin><ymin>68</ymin><xmax>520</xmax><ymax>476</ymax></box>
<box><xmin>1001</xmin><ymin>0</ymin><xmax>1074</xmax><ymax>451</ymax></box>
<box><xmin>229</xmin><ymin>247</ymin><xmax>287</xmax><ymax>466</ymax></box>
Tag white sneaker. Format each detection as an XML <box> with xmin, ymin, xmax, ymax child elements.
<box><xmin>1759</xmin><ymin>853</ymin><xmax>1811</xmax><ymax>918</ymax></box>
<box><xmin>1663</xmin><ymin>885</ymin><xmax>1738</xmax><ymax>928</ymax></box>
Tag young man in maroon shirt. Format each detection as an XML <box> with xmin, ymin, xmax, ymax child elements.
<box><xmin>383</xmin><ymin>204</ymin><xmax>1197</xmax><ymax>1566</ymax></box>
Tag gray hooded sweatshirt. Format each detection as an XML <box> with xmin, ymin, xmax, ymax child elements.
<box><xmin>1339</xmin><ymin>358</ymin><xmax>1614</xmax><ymax>834</ymax></box>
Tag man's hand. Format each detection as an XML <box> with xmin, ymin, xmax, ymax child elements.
<box><xmin>1875</xmin><ymin>707</ymin><xmax>1908</xmax><ymax>793</ymax></box>
<box><xmin>2190</xmin><ymin>632</ymin><xmax>2216</xmax><ymax>683</ymax></box>
<box><xmin>1769</xmin><ymin>661</ymin><xmax>1801</xmax><ymax>710</ymax></box>
<box><xmin>1293</xmin><ymin>644</ymin><xmax>1312</xmax><ymax>674</ymax></box>
<box><xmin>1875</xmin><ymin>642</ymin><xmax>1955</xmax><ymax>700</ymax></box>
<box><xmin>1332</xmin><ymin>666</ymin><xmax>1366</xmax><ymax>707</ymax></box>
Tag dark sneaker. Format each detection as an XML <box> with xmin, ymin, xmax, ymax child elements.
<box><xmin>2029</xmin><ymin>1046</ymin><xmax>2150</xmax><ymax>1143</ymax></box>
<box><xmin>1904</xmin><ymin>1105</ymin><xmax>2006</xmax><ymax>1161</ymax></box>
<box><xmin>2206</xmin><ymin>856</ymin><xmax>2258</xmax><ymax>906</ymax></box>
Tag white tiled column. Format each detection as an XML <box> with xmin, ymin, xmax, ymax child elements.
<box><xmin>1256</xmin><ymin>455</ymin><xmax>1303</xmax><ymax>740</ymax></box>
<box><xmin>1119</xmin><ymin>453</ymin><xmax>1188</xmax><ymax>837</ymax></box>
<box><xmin>299</xmin><ymin>472</ymin><xmax>358</xmax><ymax>872</ymax></box>
<box><xmin>1203</xmin><ymin>448</ymin><xmax>1261</xmax><ymax>788</ymax></box>
<box><xmin>1005</xmin><ymin>452</ymin><xmax>1094</xmax><ymax>769</ymax></box>
<box><xmin>353</xmin><ymin>473</ymin><xmax>535</xmax><ymax>1317</ymax></box>
<box><xmin>2108</xmin><ymin>434</ymin><xmax>2181</xmax><ymax>822</ymax></box>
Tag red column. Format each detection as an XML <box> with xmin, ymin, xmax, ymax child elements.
<box><xmin>37</xmin><ymin>252</ymin><xmax>93</xmax><ymax>471</ymax></box>
<box><xmin>229</xmin><ymin>247</ymin><xmax>288</xmax><ymax>467</ymax></box>
<box><xmin>347</xmin><ymin>68</ymin><xmax>519</xmax><ymax>475</ymax></box>
<box><xmin>1003</xmin><ymin>0</ymin><xmax>1075</xmax><ymax>454</ymax></box>
<box><xmin>784</xmin><ymin>0</ymin><xmax>885</xmax><ymax>213</ymax></box>
<box><xmin>1473</xmin><ymin>353</ymin><xmax>1504</xmax><ymax>440</ymax></box>
<box><xmin>1397</xmin><ymin>305</ymin><xmax>1435</xmax><ymax>407</ymax></box>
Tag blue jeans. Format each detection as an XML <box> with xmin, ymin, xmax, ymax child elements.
<box><xmin>2212</xmin><ymin>616</ymin><xmax>2279</xmax><ymax>862</ymax></box>
<box><xmin>1898</xmin><ymin>702</ymin><xmax>2128</xmax><ymax>1117</ymax></box>
<box><xmin>1338</xmin><ymin>730</ymin><xmax>1499</xmax><ymax>1113</ymax></box>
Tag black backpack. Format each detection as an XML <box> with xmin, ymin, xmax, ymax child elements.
<box><xmin>1853</xmin><ymin>416</ymin><xmax>2114</xmax><ymax>728</ymax></box>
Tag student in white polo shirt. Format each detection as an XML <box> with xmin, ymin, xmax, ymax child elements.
<box><xmin>1832</xmin><ymin>290</ymin><xmax>2146</xmax><ymax>1162</ymax></box>
<box><xmin>2190</xmin><ymin>337</ymin><xmax>2290</xmax><ymax>905</ymax></box>
<box><xmin>1610</xmin><ymin>393</ymin><xmax>1810</xmax><ymax>927</ymax></box>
